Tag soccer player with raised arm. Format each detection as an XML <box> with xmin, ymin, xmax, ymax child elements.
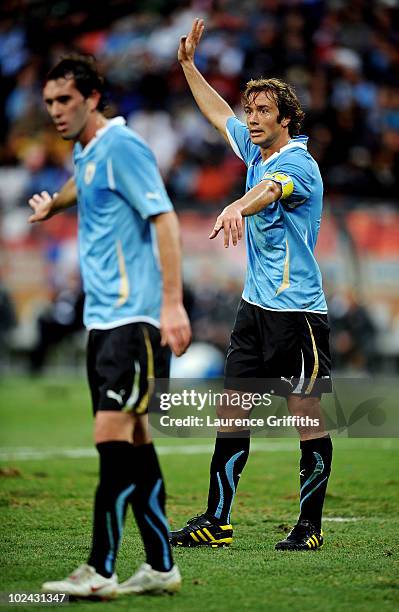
<box><xmin>170</xmin><ymin>19</ymin><xmax>333</xmax><ymax>552</ymax></box>
<box><xmin>28</xmin><ymin>55</ymin><xmax>191</xmax><ymax>597</ymax></box>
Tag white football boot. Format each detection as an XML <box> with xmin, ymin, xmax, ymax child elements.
<box><xmin>118</xmin><ymin>563</ymin><xmax>181</xmax><ymax>595</ymax></box>
<box><xmin>42</xmin><ymin>564</ymin><xmax>118</xmax><ymax>599</ymax></box>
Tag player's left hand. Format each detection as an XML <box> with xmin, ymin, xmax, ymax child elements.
<box><xmin>28</xmin><ymin>191</ymin><xmax>58</xmax><ymax>223</ymax></box>
<box><xmin>209</xmin><ymin>203</ymin><xmax>243</xmax><ymax>247</ymax></box>
<box><xmin>160</xmin><ymin>302</ymin><xmax>192</xmax><ymax>357</ymax></box>
<box><xmin>178</xmin><ymin>18</ymin><xmax>205</xmax><ymax>65</ymax></box>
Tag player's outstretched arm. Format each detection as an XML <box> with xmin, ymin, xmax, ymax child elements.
<box><xmin>152</xmin><ymin>211</ymin><xmax>192</xmax><ymax>357</ymax></box>
<box><xmin>210</xmin><ymin>180</ymin><xmax>282</xmax><ymax>248</ymax></box>
<box><xmin>28</xmin><ymin>177</ymin><xmax>77</xmax><ymax>223</ymax></box>
<box><xmin>178</xmin><ymin>18</ymin><xmax>234</xmax><ymax>140</ymax></box>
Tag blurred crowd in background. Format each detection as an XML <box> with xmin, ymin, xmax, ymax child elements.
<box><xmin>0</xmin><ymin>0</ymin><xmax>398</xmax><ymax>376</ymax></box>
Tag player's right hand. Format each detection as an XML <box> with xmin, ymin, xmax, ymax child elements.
<box><xmin>209</xmin><ymin>202</ymin><xmax>243</xmax><ymax>247</ymax></box>
<box><xmin>178</xmin><ymin>18</ymin><xmax>205</xmax><ymax>64</ymax></box>
<box><xmin>160</xmin><ymin>302</ymin><xmax>192</xmax><ymax>357</ymax></box>
<box><xmin>28</xmin><ymin>191</ymin><xmax>57</xmax><ymax>223</ymax></box>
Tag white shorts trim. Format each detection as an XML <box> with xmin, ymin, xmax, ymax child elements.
<box><xmin>291</xmin><ymin>350</ymin><xmax>305</xmax><ymax>394</ymax></box>
<box><xmin>86</xmin><ymin>315</ymin><xmax>160</xmax><ymax>331</ymax></box>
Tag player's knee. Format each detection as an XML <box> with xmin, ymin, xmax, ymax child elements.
<box><xmin>287</xmin><ymin>395</ymin><xmax>326</xmax><ymax>439</ymax></box>
<box><xmin>94</xmin><ymin>410</ymin><xmax>135</xmax><ymax>444</ymax></box>
<box><xmin>215</xmin><ymin>401</ymin><xmax>250</xmax><ymax>431</ymax></box>
<box><xmin>133</xmin><ymin>414</ymin><xmax>152</xmax><ymax>446</ymax></box>
<box><xmin>288</xmin><ymin>395</ymin><xmax>321</xmax><ymax>418</ymax></box>
<box><xmin>216</xmin><ymin>402</ymin><xmax>236</xmax><ymax>419</ymax></box>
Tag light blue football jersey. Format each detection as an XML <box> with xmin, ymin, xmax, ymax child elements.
<box><xmin>226</xmin><ymin>116</ymin><xmax>327</xmax><ymax>313</ymax></box>
<box><xmin>73</xmin><ymin>117</ymin><xmax>173</xmax><ymax>329</ymax></box>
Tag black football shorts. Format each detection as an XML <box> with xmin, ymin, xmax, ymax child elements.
<box><xmin>224</xmin><ymin>299</ymin><xmax>332</xmax><ymax>397</ymax></box>
<box><xmin>87</xmin><ymin>322</ymin><xmax>170</xmax><ymax>414</ymax></box>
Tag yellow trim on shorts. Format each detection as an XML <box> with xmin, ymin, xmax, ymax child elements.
<box><xmin>304</xmin><ymin>316</ymin><xmax>319</xmax><ymax>395</ymax></box>
<box><xmin>135</xmin><ymin>327</ymin><xmax>155</xmax><ymax>415</ymax></box>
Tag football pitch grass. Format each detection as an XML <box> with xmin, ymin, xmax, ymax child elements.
<box><xmin>1</xmin><ymin>377</ymin><xmax>398</xmax><ymax>611</ymax></box>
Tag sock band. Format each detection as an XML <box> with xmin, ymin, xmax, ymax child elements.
<box><xmin>207</xmin><ymin>431</ymin><xmax>250</xmax><ymax>523</ymax></box>
<box><xmin>88</xmin><ymin>441</ymin><xmax>135</xmax><ymax>577</ymax></box>
<box><xmin>130</xmin><ymin>443</ymin><xmax>173</xmax><ymax>572</ymax></box>
<box><xmin>299</xmin><ymin>435</ymin><xmax>333</xmax><ymax>530</ymax></box>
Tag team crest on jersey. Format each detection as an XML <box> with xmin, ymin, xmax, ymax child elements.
<box><xmin>84</xmin><ymin>162</ymin><xmax>96</xmax><ymax>185</ymax></box>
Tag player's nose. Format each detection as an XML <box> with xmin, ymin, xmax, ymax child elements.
<box><xmin>51</xmin><ymin>102</ymin><xmax>63</xmax><ymax>119</ymax></box>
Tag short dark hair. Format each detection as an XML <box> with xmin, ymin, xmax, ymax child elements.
<box><xmin>242</xmin><ymin>77</ymin><xmax>305</xmax><ymax>137</ymax></box>
<box><xmin>46</xmin><ymin>54</ymin><xmax>107</xmax><ymax>112</ymax></box>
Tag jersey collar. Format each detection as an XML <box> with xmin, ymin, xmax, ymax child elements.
<box><xmin>261</xmin><ymin>135</ymin><xmax>308</xmax><ymax>165</ymax></box>
<box><xmin>75</xmin><ymin>116</ymin><xmax>126</xmax><ymax>158</ymax></box>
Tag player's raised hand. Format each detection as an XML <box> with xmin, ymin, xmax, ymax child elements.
<box><xmin>209</xmin><ymin>202</ymin><xmax>243</xmax><ymax>248</ymax></box>
<box><xmin>178</xmin><ymin>18</ymin><xmax>205</xmax><ymax>65</ymax></box>
<box><xmin>28</xmin><ymin>191</ymin><xmax>57</xmax><ymax>223</ymax></box>
<box><xmin>160</xmin><ymin>302</ymin><xmax>192</xmax><ymax>357</ymax></box>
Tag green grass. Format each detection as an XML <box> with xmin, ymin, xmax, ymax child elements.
<box><xmin>0</xmin><ymin>378</ymin><xmax>398</xmax><ymax>611</ymax></box>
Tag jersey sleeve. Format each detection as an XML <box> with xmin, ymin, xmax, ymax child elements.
<box><xmin>225</xmin><ymin>116</ymin><xmax>258</xmax><ymax>167</ymax></box>
<box><xmin>111</xmin><ymin>135</ymin><xmax>173</xmax><ymax>219</ymax></box>
<box><xmin>261</xmin><ymin>149</ymin><xmax>313</xmax><ymax>208</ymax></box>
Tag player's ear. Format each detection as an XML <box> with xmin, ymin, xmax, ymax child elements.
<box><xmin>281</xmin><ymin>117</ymin><xmax>291</xmax><ymax>128</ymax></box>
<box><xmin>87</xmin><ymin>90</ymin><xmax>101</xmax><ymax>112</ymax></box>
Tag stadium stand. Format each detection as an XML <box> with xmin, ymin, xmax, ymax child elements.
<box><xmin>1</xmin><ymin>0</ymin><xmax>399</xmax><ymax>373</ymax></box>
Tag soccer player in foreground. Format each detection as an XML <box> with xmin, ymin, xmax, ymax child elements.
<box><xmin>28</xmin><ymin>55</ymin><xmax>191</xmax><ymax>597</ymax></box>
<box><xmin>170</xmin><ymin>19</ymin><xmax>333</xmax><ymax>552</ymax></box>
